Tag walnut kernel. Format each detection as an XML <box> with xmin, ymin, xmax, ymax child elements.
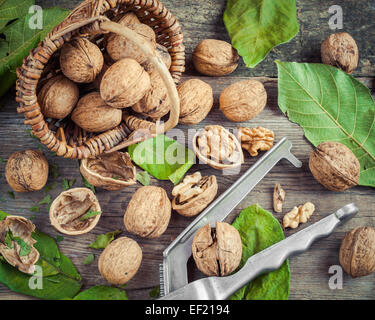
<box><xmin>283</xmin><ymin>202</ymin><xmax>315</xmax><ymax>229</ymax></box>
<box><xmin>237</xmin><ymin>126</ymin><xmax>274</xmax><ymax>156</ymax></box>
<box><xmin>273</xmin><ymin>183</ymin><xmax>286</xmax><ymax>213</ymax></box>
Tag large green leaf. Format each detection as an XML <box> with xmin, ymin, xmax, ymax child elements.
<box><xmin>276</xmin><ymin>61</ymin><xmax>375</xmax><ymax>188</ymax></box>
<box><xmin>0</xmin><ymin>6</ymin><xmax>69</xmax><ymax>97</ymax></box>
<box><xmin>230</xmin><ymin>204</ymin><xmax>290</xmax><ymax>300</ymax></box>
<box><xmin>223</xmin><ymin>0</ymin><xmax>299</xmax><ymax>68</ymax></box>
<box><xmin>0</xmin><ymin>0</ymin><xmax>34</xmax><ymax>31</ymax></box>
<box><xmin>73</xmin><ymin>286</ymin><xmax>128</xmax><ymax>300</ymax></box>
<box><xmin>0</xmin><ymin>211</ymin><xmax>82</xmax><ymax>299</ymax></box>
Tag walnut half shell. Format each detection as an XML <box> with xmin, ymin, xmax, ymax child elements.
<box><xmin>49</xmin><ymin>188</ymin><xmax>101</xmax><ymax>236</ymax></box>
<box><xmin>80</xmin><ymin>152</ymin><xmax>136</xmax><ymax>191</ymax></box>
<box><xmin>172</xmin><ymin>172</ymin><xmax>218</xmax><ymax>217</ymax></box>
<box><xmin>0</xmin><ymin>216</ymin><xmax>39</xmax><ymax>274</ymax></box>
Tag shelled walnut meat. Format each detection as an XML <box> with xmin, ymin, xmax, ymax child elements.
<box><xmin>273</xmin><ymin>183</ymin><xmax>286</xmax><ymax>213</ymax></box>
<box><xmin>49</xmin><ymin>188</ymin><xmax>101</xmax><ymax>235</ymax></box>
<box><xmin>172</xmin><ymin>172</ymin><xmax>218</xmax><ymax>217</ymax></box>
<box><xmin>80</xmin><ymin>152</ymin><xmax>136</xmax><ymax>191</ymax></box>
<box><xmin>193</xmin><ymin>39</ymin><xmax>239</xmax><ymax>76</ymax></box>
<box><xmin>193</xmin><ymin>125</ymin><xmax>244</xmax><ymax>170</ymax></box>
<box><xmin>0</xmin><ymin>216</ymin><xmax>40</xmax><ymax>274</ymax></box>
<box><xmin>192</xmin><ymin>222</ymin><xmax>242</xmax><ymax>277</ymax></box>
<box><xmin>283</xmin><ymin>202</ymin><xmax>315</xmax><ymax>229</ymax></box>
<box><xmin>177</xmin><ymin>79</ymin><xmax>214</xmax><ymax>125</ymax></box>
<box><xmin>339</xmin><ymin>227</ymin><xmax>375</xmax><ymax>278</ymax></box>
<box><xmin>38</xmin><ymin>75</ymin><xmax>79</xmax><ymax>119</ymax></box>
<box><xmin>60</xmin><ymin>38</ymin><xmax>104</xmax><ymax>83</ymax></box>
<box><xmin>309</xmin><ymin>141</ymin><xmax>360</xmax><ymax>191</ymax></box>
<box><xmin>220</xmin><ymin>79</ymin><xmax>267</xmax><ymax>122</ymax></box>
<box><xmin>99</xmin><ymin>236</ymin><xmax>142</xmax><ymax>285</ymax></box>
<box><xmin>124</xmin><ymin>186</ymin><xmax>171</xmax><ymax>238</ymax></box>
<box><xmin>71</xmin><ymin>92</ymin><xmax>122</xmax><ymax>133</ymax></box>
<box><xmin>237</xmin><ymin>126</ymin><xmax>274</xmax><ymax>156</ymax></box>
<box><xmin>5</xmin><ymin>150</ymin><xmax>49</xmax><ymax>192</ymax></box>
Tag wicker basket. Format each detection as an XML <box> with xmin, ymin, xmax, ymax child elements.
<box><xmin>16</xmin><ymin>0</ymin><xmax>185</xmax><ymax>159</ymax></box>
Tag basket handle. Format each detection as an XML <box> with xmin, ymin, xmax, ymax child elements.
<box><xmin>100</xmin><ymin>20</ymin><xmax>180</xmax><ymax>135</ymax></box>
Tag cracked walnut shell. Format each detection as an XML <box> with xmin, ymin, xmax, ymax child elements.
<box><xmin>0</xmin><ymin>216</ymin><xmax>39</xmax><ymax>274</ymax></box>
<box><xmin>339</xmin><ymin>227</ymin><xmax>375</xmax><ymax>278</ymax></box>
<box><xmin>193</xmin><ymin>39</ymin><xmax>239</xmax><ymax>76</ymax></box>
<box><xmin>177</xmin><ymin>79</ymin><xmax>214</xmax><ymax>125</ymax></box>
<box><xmin>124</xmin><ymin>186</ymin><xmax>171</xmax><ymax>238</ymax></box>
<box><xmin>80</xmin><ymin>152</ymin><xmax>136</xmax><ymax>191</ymax></box>
<box><xmin>5</xmin><ymin>150</ymin><xmax>48</xmax><ymax>193</ymax></box>
<box><xmin>172</xmin><ymin>172</ymin><xmax>218</xmax><ymax>217</ymax></box>
<box><xmin>309</xmin><ymin>141</ymin><xmax>360</xmax><ymax>191</ymax></box>
<box><xmin>237</xmin><ymin>127</ymin><xmax>274</xmax><ymax>156</ymax></box>
<box><xmin>193</xmin><ymin>125</ymin><xmax>244</xmax><ymax>170</ymax></box>
<box><xmin>192</xmin><ymin>222</ymin><xmax>242</xmax><ymax>277</ymax></box>
<box><xmin>99</xmin><ymin>236</ymin><xmax>142</xmax><ymax>285</ymax></box>
<box><xmin>49</xmin><ymin>188</ymin><xmax>101</xmax><ymax>235</ymax></box>
<box><xmin>283</xmin><ymin>202</ymin><xmax>315</xmax><ymax>229</ymax></box>
<box><xmin>60</xmin><ymin>38</ymin><xmax>104</xmax><ymax>83</ymax></box>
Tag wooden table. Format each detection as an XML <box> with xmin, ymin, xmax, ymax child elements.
<box><xmin>0</xmin><ymin>0</ymin><xmax>374</xmax><ymax>300</ymax></box>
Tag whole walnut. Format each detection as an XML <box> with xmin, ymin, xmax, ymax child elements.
<box><xmin>38</xmin><ymin>75</ymin><xmax>79</xmax><ymax>119</ymax></box>
<box><xmin>115</xmin><ymin>12</ymin><xmax>141</xmax><ymax>26</ymax></box>
<box><xmin>98</xmin><ymin>236</ymin><xmax>142</xmax><ymax>285</ymax></box>
<box><xmin>100</xmin><ymin>58</ymin><xmax>151</xmax><ymax>108</ymax></box>
<box><xmin>219</xmin><ymin>80</ymin><xmax>267</xmax><ymax>122</ymax></box>
<box><xmin>124</xmin><ymin>186</ymin><xmax>171</xmax><ymax>238</ymax></box>
<box><xmin>193</xmin><ymin>39</ymin><xmax>239</xmax><ymax>76</ymax></box>
<box><xmin>5</xmin><ymin>150</ymin><xmax>48</xmax><ymax>192</ymax></box>
<box><xmin>71</xmin><ymin>92</ymin><xmax>122</xmax><ymax>133</ymax></box>
<box><xmin>177</xmin><ymin>79</ymin><xmax>214</xmax><ymax>125</ymax></box>
<box><xmin>321</xmin><ymin>32</ymin><xmax>358</xmax><ymax>74</ymax></box>
<box><xmin>309</xmin><ymin>141</ymin><xmax>360</xmax><ymax>191</ymax></box>
<box><xmin>60</xmin><ymin>38</ymin><xmax>104</xmax><ymax>83</ymax></box>
<box><xmin>192</xmin><ymin>222</ymin><xmax>242</xmax><ymax>277</ymax></box>
<box><xmin>339</xmin><ymin>227</ymin><xmax>375</xmax><ymax>277</ymax></box>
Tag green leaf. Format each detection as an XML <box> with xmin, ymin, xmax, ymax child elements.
<box><xmin>38</xmin><ymin>195</ymin><xmax>51</xmax><ymax>206</ymax></box>
<box><xmin>62</xmin><ymin>178</ymin><xmax>76</xmax><ymax>190</ymax></box>
<box><xmin>276</xmin><ymin>61</ymin><xmax>375</xmax><ymax>188</ymax></box>
<box><xmin>223</xmin><ymin>0</ymin><xmax>299</xmax><ymax>68</ymax></box>
<box><xmin>80</xmin><ymin>210</ymin><xmax>101</xmax><ymax>221</ymax></box>
<box><xmin>29</xmin><ymin>205</ymin><xmax>39</xmax><ymax>213</ymax></box>
<box><xmin>49</xmin><ymin>163</ymin><xmax>59</xmax><ymax>180</ymax></box>
<box><xmin>230</xmin><ymin>204</ymin><xmax>290</xmax><ymax>300</ymax></box>
<box><xmin>13</xmin><ymin>236</ymin><xmax>31</xmax><ymax>256</ymax></box>
<box><xmin>73</xmin><ymin>286</ymin><xmax>128</xmax><ymax>300</ymax></box>
<box><xmin>25</xmin><ymin>129</ymin><xmax>37</xmax><ymax>139</ymax></box>
<box><xmin>82</xmin><ymin>253</ymin><xmax>94</xmax><ymax>265</ymax></box>
<box><xmin>89</xmin><ymin>230</ymin><xmax>122</xmax><ymax>249</ymax></box>
<box><xmin>44</xmin><ymin>182</ymin><xmax>58</xmax><ymax>193</ymax></box>
<box><xmin>4</xmin><ymin>230</ymin><xmax>13</xmax><ymax>248</ymax></box>
<box><xmin>0</xmin><ymin>0</ymin><xmax>34</xmax><ymax>31</ymax></box>
<box><xmin>82</xmin><ymin>175</ymin><xmax>95</xmax><ymax>193</ymax></box>
<box><xmin>128</xmin><ymin>135</ymin><xmax>195</xmax><ymax>185</ymax></box>
<box><xmin>6</xmin><ymin>191</ymin><xmax>14</xmax><ymax>199</ymax></box>
<box><xmin>136</xmin><ymin>171</ymin><xmax>151</xmax><ymax>186</ymax></box>
<box><xmin>55</xmin><ymin>235</ymin><xmax>63</xmax><ymax>243</ymax></box>
<box><xmin>149</xmin><ymin>286</ymin><xmax>160</xmax><ymax>299</ymax></box>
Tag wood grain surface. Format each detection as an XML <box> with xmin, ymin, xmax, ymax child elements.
<box><xmin>0</xmin><ymin>0</ymin><xmax>374</xmax><ymax>300</ymax></box>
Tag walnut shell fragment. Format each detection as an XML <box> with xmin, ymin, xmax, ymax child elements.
<box><xmin>98</xmin><ymin>236</ymin><xmax>142</xmax><ymax>285</ymax></box>
<box><xmin>49</xmin><ymin>188</ymin><xmax>101</xmax><ymax>235</ymax></box>
<box><xmin>283</xmin><ymin>202</ymin><xmax>315</xmax><ymax>229</ymax></box>
<box><xmin>237</xmin><ymin>126</ymin><xmax>274</xmax><ymax>156</ymax></box>
<box><xmin>339</xmin><ymin>227</ymin><xmax>375</xmax><ymax>278</ymax></box>
<box><xmin>309</xmin><ymin>141</ymin><xmax>360</xmax><ymax>191</ymax></box>
<box><xmin>0</xmin><ymin>216</ymin><xmax>39</xmax><ymax>274</ymax></box>
<box><xmin>193</xmin><ymin>125</ymin><xmax>244</xmax><ymax>170</ymax></box>
<box><xmin>124</xmin><ymin>186</ymin><xmax>171</xmax><ymax>238</ymax></box>
<box><xmin>273</xmin><ymin>183</ymin><xmax>286</xmax><ymax>213</ymax></box>
<box><xmin>192</xmin><ymin>222</ymin><xmax>242</xmax><ymax>277</ymax></box>
<box><xmin>5</xmin><ymin>150</ymin><xmax>49</xmax><ymax>193</ymax></box>
<box><xmin>80</xmin><ymin>152</ymin><xmax>136</xmax><ymax>191</ymax></box>
<box><xmin>172</xmin><ymin>172</ymin><xmax>218</xmax><ymax>217</ymax></box>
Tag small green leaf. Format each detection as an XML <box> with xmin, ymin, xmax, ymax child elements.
<box><xmin>38</xmin><ymin>195</ymin><xmax>51</xmax><ymax>206</ymax></box>
<box><xmin>73</xmin><ymin>285</ymin><xmax>128</xmax><ymax>300</ymax></box>
<box><xmin>6</xmin><ymin>191</ymin><xmax>15</xmax><ymax>199</ymax></box>
<box><xmin>149</xmin><ymin>286</ymin><xmax>160</xmax><ymax>299</ymax></box>
<box><xmin>136</xmin><ymin>171</ymin><xmax>151</xmax><ymax>186</ymax></box>
<box><xmin>25</xmin><ymin>129</ymin><xmax>38</xmax><ymax>139</ymax></box>
<box><xmin>13</xmin><ymin>237</ymin><xmax>31</xmax><ymax>257</ymax></box>
<box><xmin>56</xmin><ymin>235</ymin><xmax>64</xmax><ymax>243</ymax></box>
<box><xmin>0</xmin><ymin>157</ymin><xmax>6</xmax><ymax>163</ymax></box>
<box><xmin>44</xmin><ymin>182</ymin><xmax>58</xmax><ymax>193</ymax></box>
<box><xmin>80</xmin><ymin>210</ymin><xmax>101</xmax><ymax>221</ymax></box>
<box><xmin>49</xmin><ymin>163</ymin><xmax>60</xmax><ymax>179</ymax></box>
<box><xmin>112</xmin><ymin>175</ymin><xmax>120</xmax><ymax>180</ymax></box>
<box><xmin>4</xmin><ymin>230</ymin><xmax>13</xmax><ymax>248</ymax></box>
<box><xmin>0</xmin><ymin>195</ymin><xmax>6</xmax><ymax>203</ymax></box>
<box><xmin>29</xmin><ymin>205</ymin><xmax>39</xmax><ymax>213</ymax></box>
<box><xmin>89</xmin><ymin>230</ymin><xmax>122</xmax><ymax>249</ymax></box>
<box><xmin>82</xmin><ymin>175</ymin><xmax>95</xmax><ymax>193</ymax></box>
<box><xmin>82</xmin><ymin>253</ymin><xmax>95</xmax><ymax>265</ymax></box>
<box><xmin>62</xmin><ymin>179</ymin><xmax>76</xmax><ymax>190</ymax></box>
<box><xmin>29</xmin><ymin>215</ymin><xmax>36</xmax><ymax>221</ymax></box>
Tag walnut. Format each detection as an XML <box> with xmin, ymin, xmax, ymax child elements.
<box><xmin>192</xmin><ymin>222</ymin><xmax>242</xmax><ymax>276</ymax></box>
<box><xmin>80</xmin><ymin>152</ymin><xmax>136</xmax><ymax>191</ymax></box>
<box><xmin>71</xmin><ymin>92</ymin><xmax>122</xmax><ymax>133</ymax></box>
<box><xmin>100</xmin><ymin>58</ymin><xmax>151</xmax><ymax>109</ymax></box>
<box><xmin>193</xmin><ymin>39</ymin><xmax>239</xmax><ymax>76</ymax></box>
<box><xmin>143</xmin><ymin>44</ymin><xmax>172</xmax><ymax>71</ymax></box>
<box><xmin>339</xmin><ymin>227</ymin><xmax>375</xmax><ymax>278</ymax></box>
<box><xmin>220</xmin><ymin>80</ymin><xmax>267</xmax><ymax>122</ymax></box>
<box><xmin>177</xmin><ymin>79</ymin><xmax>214</xmax><ymax>125</ymax></box>
<box><xmin>49</xmin><ymin>188</ymin><xmax>101</xmax><ymax>235</ymax></box>
<box><xmin>321</xmin><ymin>32</ymin><xmax>358</xmax><ymax>74</ymax></box>
<box><xmin>124</xmin><ymin>186</ymin><xmax>171</xmax><ymax>238</ymax></box>
<box><xmin>5</xmin><ymin>150</ymin><xmax>48</xmax><ymax>193</ymax></box>
<box><xmin>309</xmin><ymin>141</ymin><xmax>360</xmax><ymax>191</ymax></box>
<box><xmin>273</xmin><ymin>183</ymin><xmax>286</xmax><ymax>213</ymax></box>
<box><xmin>98</xmin><ymin>236</ymin><xmax>142</xmax><ymax>285</ymax></box>
<box><xmin>60</xmin><ymin>38</ymin><xmax>104</xmax><ymax>83</ymax></box>
<box><xmin>193</xmin><ymin>125</ymin><xmax>244</xmax><ymax>170</ymax></box>
<box><xmin>106</xmin><ymin>22</ymin><xmax>156</xmax><ymax>64</ymax></box>
<box><xmin>237</xmin><ymin>126</ymin><xmax>274</xmax><ymax>156</ymax></box>
<box><xmin>0</xmin><ymin>216</ymin><xmax>39</xmax><ymax>274</ymax></box>
<box><xmin>283</xmin><ymin>202</ymin><xmax>315</xmax><ymax>229</ymax></box>
<box><xmin>172</xmin><ymin>172</ymin><xmax>218</xmax><ymax>217</ymax></box>
<box><xmin>115</xmin><ymin>12</ymin><xmax>141</xmax><ymax>26</ymax></box>
<box><xmin>38</xmin><ymin>75</ymin><xmax>79</xmax><ymax>119</ymax></box>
